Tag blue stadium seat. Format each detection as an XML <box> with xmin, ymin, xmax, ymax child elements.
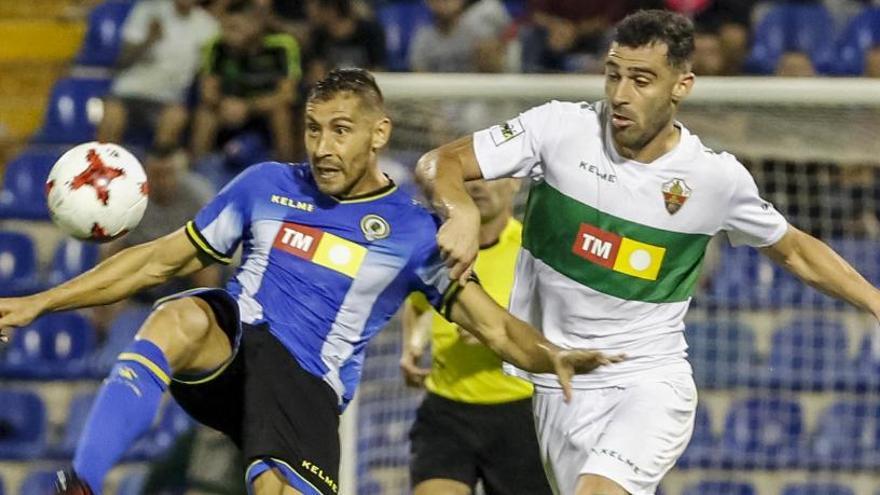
<box><xmin>377</xmin><ymin>2</ymin><xmax>433</xmax><ymax>71</ymax></box>
<box><xmin>0</xmin><ymin>312</ymin><xmax>96</xmax><ymax>379</ymax></box>
<box><xmin>0</xmin><ymin>148</ymin><xmax>62</xmax><ymax>220</ymax></box>
<box><xmin>781</xmin><ymin>483</ymin><xmax>855</xmax><ymax>495</ymax></box>
<box><xmin>48</xmin><ymin>238</ymin><xmax>100</xmax><ymax>286</ymax></box>
<box><xmin>19</xmin><ymin>470</ymin><xmax>58</xmax><ymax>494</ymax></box>
<box><xmin>677</xmin><ymin>404</ymin><xmax>717</xmax><ymax>468</ymax></box>
<box><xmin>48</xmin><ymin>392</ymin><xmax>96</xmax><ymax>459</ymax></box>
<box><xmin>720</xmin><ymin>397</ymin><xmax>804</xmax><ymax>469</ymax></box>
<box><xmin>745</xmin><ymin>3</ymin><xmax>837</xmax><ymax>75</ymax></box>
<box><xmin>855</xmin><ymin>332</ymin><xmax>880</xmax><ymax>391</ymax></box>
<box><xmin>836</xmin><ymin>7</ymin><xmax>880</xmax><ymax>75</ymax></box>
<box><xmin>357</xmin><ymin>391</ymin><xmax>422</xmax><ymax>469</ymax></box>
<box><xmin>0</xmin><ymin>231</ymin><xmax>40</xmax><ymax>297</ymax></box>
<box><xmin>75</xmin><ymin>0</ymin><xmax>135</xmax><ymax>67</ymax></box>
<box><xmin>761</xmin><ymin>317</ymin><xmax>855</xmax><ymax>391</ymax></box>
<box><xmin>681</xmin><ymin>481</ymin><xmax>755</xmax><ymax>495</ymax></box>
<box><xmin>125</xmin><ymin>399</ymin><xmax>194</xmax><ymax>461</ymax></box>
<box><xmin>809</xmin><ymin>400</ymin><xmax>880</xmax><ymax>470</ymax></box>
<box><xmin>685</xmin><ymin>319</ymin><xmax>758</xmax><ymax>388</ymax></box>
<box><xmin>703</xmin><ymin>245</ymin><xmax>777</xmax><ymax>308</ymax></box>
<box><xmin>0</xmin><ymin>390</ymin><xmax>47</xmax><ymax>460</ymax></box>
<box><xmin>34</xmin><ymin>77</ymin><xmax>112</xmax><ymax>144</ymax></box>
<box><xmin>89</xmin><ymin>304</ymin><xmax>151</xmax><ymax>377</ymax></box>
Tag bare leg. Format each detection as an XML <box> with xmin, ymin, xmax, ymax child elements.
<box><xmin>154</xmin><ymin>103</ymin><xmax>189</xmax><ymax>148</ymax></box>
<box><xmin>414</xmin><ymin>479</ymin><xmax>472</xmax><ymax>495</ymax></box>
<box><xmin>252</xmin><ymin>468</ymin><xmax>305</xmax><ymax>495</ymax></box>
<box><xmin>97</xmin><ymin>98</ymin><xmax>128</xmax><ymax>144</ymax></box>
<box><xmin>575</xmin><ymin>474</ymin><xmax>630</xmax><ymax>495</ymax></box>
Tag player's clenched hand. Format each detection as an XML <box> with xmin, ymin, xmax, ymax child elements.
<box><xmin>437</xmin><ymin>208</ymin><xmax>480</xmax><ymax>284</ymax></box>
<box><xmin>0</xmin><ymin>296</ymin><xmax>46</xmax><ymax>343</ymax></box>
<box><xmin>399</xmin><ymin>349</ymin><xmax>431</xmax><ymax>388</ymax></box>
<box><xmin>551</xmin><ymin>348</ymin><xmax>626</xmax><ymax>403</ymax></box>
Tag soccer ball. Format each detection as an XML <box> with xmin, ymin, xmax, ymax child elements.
<box><xmin>46</xmin><ymin>142</ymin><xmax>148</xmax><ymax>242</ymax></box>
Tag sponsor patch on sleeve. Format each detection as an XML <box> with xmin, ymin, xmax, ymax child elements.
<box><xmin>489</xmin><ymin>118</ymin><xmax>524</xmax><ymax>146</ymax></box>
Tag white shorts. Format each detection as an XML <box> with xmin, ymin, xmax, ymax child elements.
<box><xmin>533</xmin><ymin>373</ymin><xmax>697</xmax><ymax>495</ymax></box>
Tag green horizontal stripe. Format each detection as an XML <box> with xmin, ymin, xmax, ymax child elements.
<box><xmin>522</xmin><ymin>182</ymin><xmax>710</xmax><ymax>303</ymax></box>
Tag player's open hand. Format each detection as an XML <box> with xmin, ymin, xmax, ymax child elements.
<box><xmin>551</xmin><ymin>349</ymin><xmax>626</xmax><ymax>402</ymax></box>
<box><xmin>400</xmin><ymin>349</ymin><xmax>431</xmax><ymax>388</ymax></box>
<box><xmin>0</xmin><ymin>296</ymin><xmax>45</xmax><ymax>343</ymax></box>
<box><xmin>437</xmin><ymin>208</ymin><xmax>480</xmax><ymax>285</ymax></box>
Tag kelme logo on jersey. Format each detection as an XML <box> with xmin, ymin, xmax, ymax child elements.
<box><xmin>273</xmin><ymin>222</ymin><xmax>366</xmax><ymax>278</ymax></box>
<box><xmin>571</xmin><ymin>223</ymin><xmax>666</xmax><ymax>281</ymax></box>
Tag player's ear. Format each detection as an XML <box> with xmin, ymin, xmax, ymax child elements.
<box><xmin>671</xmin><ymin>70</ymin><xmax>694</xmax><ymax>104</ymax></box>
<box><xmin>371</xmin><ymin>116</ymin><xmax>392</xmax><ymax>151</ymax></box>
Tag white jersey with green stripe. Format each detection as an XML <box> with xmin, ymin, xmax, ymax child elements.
<box><xmin>472</xmin><ymin>100</ymin><xmax>788</xmax><ymax>389</ymax></box>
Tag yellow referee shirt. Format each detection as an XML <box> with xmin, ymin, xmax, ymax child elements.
<box><xmin>408</xmin><ymin>218</ymin><xmax>532</xmax><ymax>404</ymax></box>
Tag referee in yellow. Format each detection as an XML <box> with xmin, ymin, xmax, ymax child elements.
<box><xmin>401</xmin><ymin>178</ymin><xmax>552</xmax><ymax>495</ymax></box>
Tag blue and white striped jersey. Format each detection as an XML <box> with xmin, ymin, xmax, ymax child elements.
<box><xmin>185</xmin><ymin>162</ymin><xmax>453</xmax><ymax>407</ymax></box>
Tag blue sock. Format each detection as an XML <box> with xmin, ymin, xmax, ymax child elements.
<box><xmin>73</xmin><ymin>339</ymin><xmax>171</xmax><ymax>493</ymax></box>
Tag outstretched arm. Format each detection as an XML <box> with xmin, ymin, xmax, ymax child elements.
<box><xmin>415</xmin><ymin>136</ymin><xmax>483</xmax><ymax>283</ymax></box>
<box><xmin>761</xmin><ymin>225</ymin><xmax>880</xmax><ymax>317</ymax></box>
<box><xmin>445</xmin><ymin>282</ymin><xmax>623</xmax><ymax>401</ymax></box>
<box><xmin>0</xmin><ymin>227</ymin><xmax>211</xmax><ymax>335</ymax></box>
<box><xmin>399</xmin><ymin>296</ymin><xmax>433</xmax><ymax>388</ymax></box>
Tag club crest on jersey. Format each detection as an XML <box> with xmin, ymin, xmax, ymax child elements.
<box><xmin>360</xmin><ymin>214</ymin><xmax>390</xmax><ymax>241</ymax></box>
<box><xmin>489</xmin><ymin>118</ymin><xmax>524</xmax><ymax>146</ymax></box>
<box><xmin>662</xmin><ymin>178</ymin><xmax>692</xmax><ymax>215</ymax></box>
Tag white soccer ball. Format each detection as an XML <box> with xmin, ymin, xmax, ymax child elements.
<box><xmin>46</xmin><ymin>142</ymin><xmax>148</xmax><ymax>242</ymax></box>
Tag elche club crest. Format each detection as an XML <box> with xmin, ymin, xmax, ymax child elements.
<box><xmin>661</xmin><ymin>178</ymin><xmax>692</xmax><ymax>215</ymax></box>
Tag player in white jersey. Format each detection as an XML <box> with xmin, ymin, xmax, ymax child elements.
<box><xmin>415</xmin><ymin>9</ymin><xmax>880</xmax><ymax>495</ymax></box>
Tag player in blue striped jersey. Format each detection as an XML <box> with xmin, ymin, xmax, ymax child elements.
<box><xmin>0</xmin><ymin>69</ymin><xmax>621</xmax><ymax>495</ymax></box>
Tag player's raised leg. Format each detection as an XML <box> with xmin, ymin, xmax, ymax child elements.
<box><xmin>415</xmin><ymin>479</ymin><xmax>472</xmax><ymax>495</ymax></box>
<box><xmin>62</xmin><ymin>296</ymin><xmax>232</xmax><ymax>494</ymax></box>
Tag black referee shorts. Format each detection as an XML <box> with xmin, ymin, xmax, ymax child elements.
<box><xmin>162</xmin><ymin>288</ymin><xmax>341</xmax><ymax>495</ymax></box>
<box><xmin>410</xmin><ymin>392</ymin><xmax>553</xmax><ymax>495</ymax></box>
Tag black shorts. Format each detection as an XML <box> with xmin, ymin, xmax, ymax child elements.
<box><xmin>162</xmin><ymin>289</ymin><xmax>341</xmax><ymax>495</ymax></box>
<box><xmin>409</xmin><ymin>392</ymin><xmax>553</xmax><ymax>495</ymax></box>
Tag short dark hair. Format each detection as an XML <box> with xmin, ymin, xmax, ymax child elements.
<box><xmin>613</xmin><ymin>10</ymin><xmax>695</xmax><ymax>70</ymax></box>
<box><xmin>307</xmin><ymin>68</ymin><xmax>384</xmax><ymax>111</ymax></box>
<box><xmin>314</xmin><ymin>0</ymin><xmax>353</xmax><ymax>17</ymax></box>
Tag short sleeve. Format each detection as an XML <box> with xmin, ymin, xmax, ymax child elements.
<box><xmin>408</xmin><ymin>237</ymin><xmax>454</xmax><ymax>312</ymax></box>
<box><xmin>722</xmin><ymin>162</ymin><xmax>789</xmax><ymax>247</ymax></box>
<box><xmin>121</xmin><ymin>1</ymin><xmax>153</xmax><ymax>45</ymax></box>
<box><xmin>186</xmin><ymin>165</ymin><xmax>263</xmax><ymax>264</ymax></box>
<box><xmin>472</xmin><ymin>102</ymin><xmax>556</xmax><ymax>179</ymax></box>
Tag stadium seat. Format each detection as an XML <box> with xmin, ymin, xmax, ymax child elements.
<box><xmin>703</xmin><ymin>245</ymin><xmax>777</xmax><ymax>308</ymax></box>
<box><xmin>836</xmin><ymin>7</ymin><xmax>880</xmax><ymax>75</ymax></box>
<box><xmin>125</xmin><ymin>399</ymin><xmax>195</xmax><ymax>461</ymax></box>
<box><xmin>33</xmin><ymin>77</ymin><xmax>112</xmax><ymax>144</ymax></box>
<box><xmin>855</xmin><ymin>332</ymin><xmax>880</xmax><ymax>391</ymax></box>
<box><xmin>760</xmin><ymin>317</ymin><xmax>855</xmax><ymax>391</ymax></box>
<box><xmin>719</xmin><ymin>397</ymin><xmax>804</xmax><ymax>469</ymax></box>
<box><xmin>808</xmin><ymin>400</ymin><xmax>880</xmax><ymax>470</ymax></box>
<box><xmin>0</xmin><ymin>148</ymin><xmax>63</xmax><ymax>220</ymax></box>
<box><xmin>18</xmin><ymin>470</ymin><xmax>58</xmax><ymax>494</ymax></box>
<box><xmin>377</xmin><ymin>2</ymin><xmax>433</xmax><ymax>71</ymax></box>
<box><xmin>357</xmin><ymin>391</ymin><xmax>422</xmax><ymax>469</ymax></box>
<box><xmin>745</xmin><ymin>3</ymin><xmax>837</xmax><ymax>75</ymax></box>
<box><xmin>677</xmin><ymin>404</ymin><xmax>717</xmax><ymax>468</ymax></box>
<box><xmin>48</xmin><ymin>392</ymin><xmax>96</xmax><ymax>459</ymax></box>
<box><xmin>685</xmin><ymin>319</ymin><xmax>758</xmax><ymax>388</ymax></box>
<box><xmin>681</xmin><ymin>480</ymin><xmax>756</xmax><ymax>495</ymax></box>
<box><xmin>48</xmin><ymin>237</ymin><xmax>100</xmax><ymax>286</ymax></box>
<box><xmin>0</xmin><ymin>312</ymin><xmax>97</xmax><ymax>379</ymax></box>
<box><xmin>74</xmin><ymin>0</ymin><xmax>135</xmax><ymax>67</ymax></box>
<box><xmin>89</xmin><ymin>304</ymin><xmax>151</xmax><ymax>377</ymax></box>
<box><xmin>781</xmin><ymin>483</ymin><xmax>855</xmax><ymax>495</ymax></box>
<box><xmin>0</xmin><ymin>390</ymin><xmax>47</xmax><ymax>460</ymax></box>
<box><xmin>0</xmin><ymin>231</ymin><xmax>40</xmax><ymax>297</ymax></box>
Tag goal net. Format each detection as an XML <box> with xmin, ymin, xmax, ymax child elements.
<box><xmin>343</xmin><ymin>74</ymin><xmax>880</xmax><ymax>495</ymax></box>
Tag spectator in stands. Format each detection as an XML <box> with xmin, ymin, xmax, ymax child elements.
<box><xmin>93</xmin><ymin>146</ymin><xmax>219</xmax><ymax>331</ymax></box>
<box><xmin>191</xmin><ymin>1</ymin><xmax>301</xmax><ymax>161</ymax></box>
<box><xmin>866</xmin><ymin>47</ymin><xmax>880</xmax><ymax>78</ymax></box>
<box><xmin>304</xmin><ymin>0</ymin><xmax>386</xmax><ymax>84</ymax></box>
<box><xmin>409</xmin><ymin>0</ymin><xmax>516</xmax><ymax>73</ymax></box>
<box><xmin>693</xmin><ymin>25</ymin><xmax>726</xmax><ymax>75</ymax></box>
<box><xmin>662</xmin><ymin>0</ymin><xmax>755</xmax><ymax>74</ymax></box>
<box><xmin>521</xmin><ymin>0</ymin><xmax>636</xmax><ymax>72</ymax></box>
<box><xmin>776</xmin><ymin>52</ymin><xmax>817</xmax><ymax>76</ymax></box>
<box><xmin>97</xmin><ymin>0</ymin><xmax>218</xmax><ymax>148</ymax></box>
